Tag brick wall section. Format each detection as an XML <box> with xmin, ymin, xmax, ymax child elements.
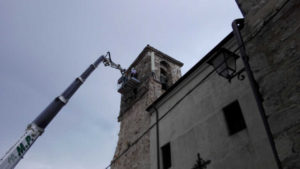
<box><xmin>111</xmin><ymin>47</ymin><xmax>182</xmax><ymax>169</ymax></box>
<box><xmin>236</xmin><ymin>0</ymin><xmax>300</xmax><ymax>168</ymax></box>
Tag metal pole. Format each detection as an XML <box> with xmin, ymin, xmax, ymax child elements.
<box><xmin>154</xmin><ymin>107</ymin><xmax>161</xmax><ymax>169</ymax></box>
<box><xmin>232</xmin><ymin>18</ymin><xmax>282</xmax><ymax>169</ymax></box>
<box><xmin>33</xmin><ymin>56</ymin><xmax>105</xmax><ymax>129</ymax></box>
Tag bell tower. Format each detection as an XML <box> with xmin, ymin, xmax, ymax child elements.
<box><xmin>111</xmin><ymin>45</ymin><xmax>183</xmax><ymax>169</ymax></box>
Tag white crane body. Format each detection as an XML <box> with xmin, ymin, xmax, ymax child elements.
<box><xmin>0</xmin><ymin>52</ymin><xmax>124</xmax><ymax>169</ymax></box>
<box><xmin>0</xmin><ymin>124</ymin><xmax>43</xmax><ymax>169</ymax></box>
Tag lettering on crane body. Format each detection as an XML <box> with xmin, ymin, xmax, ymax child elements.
<box><xmin>17</xmin><ymin>135</ymin><xmax>32</xmax><ymax>156</ymax></box>
<box><xmin>7</xmin><ymin>134</ymin><xmax>34</xmax><ymax>165</ymax></box>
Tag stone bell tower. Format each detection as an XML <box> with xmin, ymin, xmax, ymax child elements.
<box><xmin>111</xmin><ymin>45</ymin><xmax>183</xmax><ymax>169</ymax></box>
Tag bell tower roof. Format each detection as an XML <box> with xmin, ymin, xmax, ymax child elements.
<box><xmin>127</xmin><ymin>45</ymin><xmax>183</xmax><ymax>72</ymax></box>
<box><xmin>117</xmin><ymin>45</ymin><xmax>183</xmax><ymax>121</ymax></box>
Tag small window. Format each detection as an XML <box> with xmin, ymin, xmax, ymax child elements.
<box><xmin>223</xmin><ymin>100</ymin><xmax>246</xmax><ymax>135</ymax></box>
<box><xmin>161</xmin><ymin>143</ymin><xmax>171</xmax><ymax>169</ymax></box>
<box><xmin>160</xmin><ymin>69</ymin><xmax>169</xmax><ymax>90</ymax></box>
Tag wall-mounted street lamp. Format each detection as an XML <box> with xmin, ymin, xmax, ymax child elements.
<box><xmin>207</xmin><ymin>48</ymin><xmax>244</xmax><ymax>82</ymax></box>
<box><xmin>208</xmin><ymin>18</ymin><xmax>282</xmax><ymax>169</ymax></box>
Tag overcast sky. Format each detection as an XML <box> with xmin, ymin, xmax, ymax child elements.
<box><xmin>0</xmin><ymin>1</ymin><xmax>242</xmax><ymax>168</ymax></box>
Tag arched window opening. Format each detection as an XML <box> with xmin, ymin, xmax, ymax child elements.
<box><xmin>160</xmin><ymin>61</ymin><xmax>169</xmax><ymax>69</ymax></box>
<box><xmin>160</xmin><ymin>61</ymin><xmax>172</xmax><ymax>90</ymax></box>
<box><xmin>160</xmin><ymin>68</ymin><xmax>168</xmax><ymax>90</ymax></box>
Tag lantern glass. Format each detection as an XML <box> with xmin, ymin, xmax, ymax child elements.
<box><xmin>224</xmin><ymin>50</ymin><xmax>237</xmax><ymax>76</ymax></box>
<box><xmin>208</xmin><ymin>48</ymin><xmax>239</xmax><ymax>80</ymax></box>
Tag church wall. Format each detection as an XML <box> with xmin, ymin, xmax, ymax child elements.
<box><xmin>112</xmin><ymin>53</ymin><xmax>152</xmax><ymax>169</ymax></box>
<box><xmin>112</xmin><ymin>1</ymin><xmax>300</xmax><ymax>168</ymax></box>
<box><xmin>112</xmin><ymin>46</ymin><xmax>182</xmax><ymax>169</ymax></box>
<box><xmin>236</xmin><ymin>0</ymin><xmax>300</xmax><ymax>168</ymax></box>
<box><xmin>150</xmin><ymin>52</ymin><xmax>278</xmax><ymax>168</ymax></box>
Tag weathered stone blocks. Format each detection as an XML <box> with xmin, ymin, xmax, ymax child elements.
<box><xmin>237</xmin><ymin>0</ymin><xmax>300</xmax><ymax>168</ymax></box>
<box><xmin>111</xmin><ymin>46</ymin><xmax>182</xmax><ymax>169</ymax></box>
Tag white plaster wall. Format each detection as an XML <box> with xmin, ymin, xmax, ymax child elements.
<box><xmin>150</xmin><ymin>59</ymin><xmax>278</xmax><ymax>169</ymax></box>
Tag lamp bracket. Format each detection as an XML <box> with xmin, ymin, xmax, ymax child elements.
<box><xmin>229</xmin><ymin>67</ymin><xmax>245</xmax><ymax>82</ymax></box>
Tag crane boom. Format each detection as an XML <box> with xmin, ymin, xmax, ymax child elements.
<box><xmin>0</xmin><ymin>124</ymin><xmax>43</xmax><ymax>169</ymax></box>
<box><xmin>0</xmin><ymin>52</ymin><xmax>123</xmax><ymax>169</ymax></box>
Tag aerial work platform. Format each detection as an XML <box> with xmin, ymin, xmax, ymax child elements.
<box><xmin>118</xmin><ymin>77</ymin><xmax>140</xmax><ymax>94</ymax></box>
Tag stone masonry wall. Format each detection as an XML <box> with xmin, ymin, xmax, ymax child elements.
<box><xmin>118</xmin><ymin>54</ymin><xmax>151</xmax><ymax>120</ymax></box>
<box><xmin>148</xmin><ymin>52</ymin><xmax>182</xmax><ymax>105</ymax></box>
<box><xmin>236</xmin><ymin>0</ymin><xmax>300</xmax><ymax>168</ymax></box>
<box><xmin>112</xmin><ymin>95</ymin><xmax>151</xmax><ymax>169</ymax></box>
<box><xmin>112</xmin><ymin>52</ymin><xmax>152</xmax><ymax>169</ymax></box>
<box><xmin>112</xmin><ymin>48</ymin><xmax>182</xmax><ymax>169</ymax></box>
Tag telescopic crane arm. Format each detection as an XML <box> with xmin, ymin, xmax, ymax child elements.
<box><xmin>0</xmin><ymin>52</ymin><xmax>124</xmax><ymax>169</ymax></box>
